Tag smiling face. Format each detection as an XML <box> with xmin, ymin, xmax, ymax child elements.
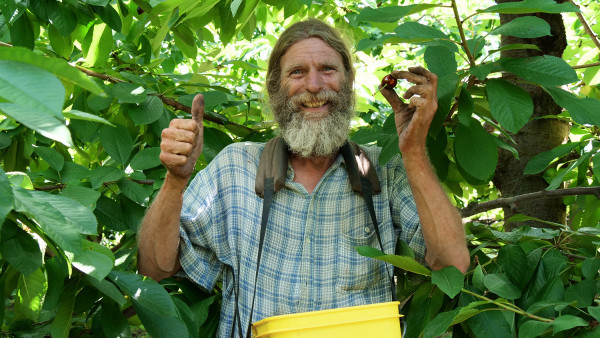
<box><xmin>270</xmin><ymin>37</ymin><xmax>355</xmax><ymax>158</ymax></box>
<box><xmin>279</xmin><ymin>38</ymin><xmax>345</xmax><ymax>119</ymax></box>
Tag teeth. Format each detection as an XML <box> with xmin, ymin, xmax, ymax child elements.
<box><xmin>303</xmin><ymin>100</ymin><xmax>327</xmax><ymax>108</ymax></box>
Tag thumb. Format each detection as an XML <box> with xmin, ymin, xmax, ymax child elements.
<box><xmin>191</xmin><ymin>94</ymin><xmax>204</xmax><ymax>124</ymax></box>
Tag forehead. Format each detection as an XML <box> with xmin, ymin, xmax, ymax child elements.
<box><xmin>280</xmin><ymin>38</ymin><xmax>344</xmax><ymax>70</ymax></box>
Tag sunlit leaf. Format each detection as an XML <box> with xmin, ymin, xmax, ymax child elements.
<box><xmin>490</xmin><ymin>16</ymin><xmax>551</xmax><ymax>38</ymax></box>
<box><xmin>431</xmin><ymin>266</ymin><xmax>464</xmax><ymax>298</ymax></box>
<box><xmin>501</xmin><ymin>56</ymin><xmax>578</xmax><ymax>86</ymax></box>
<box><xmin>482</xmin><ymin>0</ymin><xmax>580</xmax><ymax>14</ymax></box>
<box><xmin>486</xmin><ymin>78</ymin><xmax>533</xmax><ymax>133</ymax></box>
<box><xmin>355</xmin><ymin>246</ymin><xmax>431</xmax><ymax>276</ymax></box>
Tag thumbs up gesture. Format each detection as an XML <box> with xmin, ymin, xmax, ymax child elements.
<box><xmin>159</xmin><ymin>94</ymin><xmax>204</xmax><ymax>180</ymax></box>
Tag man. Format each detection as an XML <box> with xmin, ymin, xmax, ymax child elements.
<box><xmin>138</xmin><ymin>19</ymin><xmax>469</xmax><ymax>336</ymax></box>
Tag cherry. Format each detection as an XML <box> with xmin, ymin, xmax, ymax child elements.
<box><xmin>137</xmin><ymin>7</ymin><xmax>144</xmax><ymax>15</ymax></box>
<box><xmin>380</xmin><ymin>74</ymin><xmax>397</xmax><ymax>90</ymax></box>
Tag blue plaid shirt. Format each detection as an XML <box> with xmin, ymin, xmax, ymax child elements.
<box><xmin>178</xmin><ymin>142</ymin><xmax>425</xmax><ymax>337</ymax></box>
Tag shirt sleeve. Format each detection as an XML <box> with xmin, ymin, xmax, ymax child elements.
<box><xmin>384</xmin><ymin>154</ymin><xmax>426</xmax><ymax>263</ymax></box>
<box><xmin>177</xmin><ymin>151</ymin><xmax>232</xmax><ymax>292</ymax></box>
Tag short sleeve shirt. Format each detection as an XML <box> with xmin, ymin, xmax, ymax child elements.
<box><xmin>178</xmin><ymin>141</ymin><xmax>424</xmax><ymax>337</ymax></box>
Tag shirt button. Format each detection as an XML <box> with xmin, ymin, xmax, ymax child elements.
<box><xmin>305</xmin><ymin>238</ymin><xmax>310</xmax><ymax>244</ymax></box>
<box><xmin>365</xmin><ymin>227</ymin><xmax>371</xmax><ymax>233</ymax></box>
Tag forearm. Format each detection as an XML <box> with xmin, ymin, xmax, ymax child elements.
<box><xmin>137</xmin><ymin>173</ymin><xmax>188</xmax><ymax>280</ymax></box>
<box><xmin>402</xmin><ymin>151</ymin><xmax>470</xmax><ymax>273</ymax></box>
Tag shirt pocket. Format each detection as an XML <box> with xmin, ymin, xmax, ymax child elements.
<box><xmin>337</xmin><ymin>221</ymin><xmax>383</xmax><ymax>292</ymax></box>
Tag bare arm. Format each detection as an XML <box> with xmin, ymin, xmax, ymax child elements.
<box><xmin>137</xmin><ymin>94</ymin><xmax>205</xmax><ymax>281</ymax></box>
<box><xmin>380</xmin><ymin>68</ymin><xmax>470</xmax><ymax>273</ymax></box>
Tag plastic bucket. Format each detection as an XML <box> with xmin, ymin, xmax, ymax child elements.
<box><xmin>251</xmin><ymin>301</ymin><xmax>402</xmax><ymax>338</ymax></box>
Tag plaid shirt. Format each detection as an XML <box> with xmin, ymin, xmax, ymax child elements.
<box><xmin>178</xmin><ymin>142</ymin><xmax>425</xmax><ymax>337</ymax></box>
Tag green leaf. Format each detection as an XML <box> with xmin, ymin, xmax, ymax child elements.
<box><xmin>519</xmin><ymin>320</ymin><xmax>552</xmax><ymax>338</ymax></box>
<box><xmin>108</xmin><ymin>271</ymin><xmax>177</xmax><ymax>317</ymax></box>
<box><xmin>101</xmin><ymin>300</ymin><xmax>131</xmax><ymax>338</ymax></box>
<box><xmin>501</xmin><ymin>56</ymin><xmax>578</xmax><ymax>86</ymax></box>
<box><xmin>90</xmin><ymin>166</ymin><xmax>125</xmax><ymax>189</ymax></box>
<box><xmin>0</xmin><ymin>103</ymin><xmax>74</xmax><ymax>147</ymax></box>
<box><xmin>110</xmin><ymin>82</ymin><xmax>148</xmax><ymax>104</ymax></box>
<box><xmin>203</xmin><ymin>127</ymin><xmax>233</xmax><ymax>163</ymax></box>
<box><xmin>94</xmin><ymin>196</ymin><xmax>128</xmax><ymax>231</ymax></box>
<box><xmin>0</xmin><ymin>168</ymin><xmax>14</xmax><ymax>225</ymax></box>
<box><xmin>469</xmin><ymin>63</ymin><xmax>501</xmax><ymax>80</ymax></box>
<box><xmin>13</xmin><ymin>187</ymin><xmax>83</xmax><ymax>254</ymax></box>
<box><xmin>59</xmin><ymin>186</ymin><xmax>100</xmax><ymax>210</ymax></box>
<box><xmin>486</xmin><ymin>79</ymin><xmax>533</xmax><ymax>133</ymax></box>
<box><xmin>0</xmin><ymin>47</ymin><xmax>103</xmax><ymax>95</ymax></box>
<box><xmin>588</xmin><ymin>306</ymin><xmax>600</xmax><ymax>322</ymax></box>
<box><xmin>546</xmin><ymin>151</ymin><xmax>592</xmax><ymax>190</ymax></box>
<box><xmin>47</xmin><ymin>0</ymin><xmax>77</xmax><ymax>35</ymax></box>
<box><xmin>355</xmin><ymin>246</ymin><xmax>431</xmax><ymax>276</ymax></box>
<box><xmin>484</xmin><ymin>273</ymin><xmax>522</xmax><ymax>299</ymax></box>
<box><xmin>50</xmin><ymin>286</ymin><xmax>76</xmax><ymax>338</ymax></box>
<box><xmin>0</xmin><ymin>221</ymin><xmax>43</xmax><ymax>276</ymax></box>
<box><xmin>524</xmin><ymin>142</ymin><xmax>579</xmax><ymax>174</ymax></box>
<box><xmin>454</xmin><ymin>118</ymin><xmax>498</xmax><ymax>182</ymax></box>
<box><xmin>9</xmin><ymin>10</ymin><xmax>34</xmax><ymax>49</ymax></box>
<box><xmin>34</xmin><ymin>146</ymin><xmax>65</xmax><ymax>172</ymax></box>
<box><xmin>63</xmin><ymin>110</ymin><xmax>114</xmax><ymax>126</ymax></box>
<box><xmin>377</xmin><ymin>133</ymin><xmax>400</xmax><ymax>166</ymax></box>
<box><xmin>490</xmin><ymin>43</ymin><xmax>541</xmax><ymax>54</ymax></box>
<box><xmin>48</xmin><ymin>24</ymin><xmax>73</xmax><ymax>59</ymax></box>
<box><xmin>0</xmin><ymin>60</ymin><xmax>65</xmax><ymax>117</ymax></box>
<box><xmin>404</xmin><ymin>283</ymin><xmax>445</xmax><ymax>337</ymax></box>
<box><xmin>425</xmin><ymin>45</ymin><xmax>457</xmax><ymax>77</ymax></box>
<box><xmin>99</xmin><ymin>124</ymin><xmax>133</xmax><ymax>165</ymax></box>
<box><xmin>431</xmin><ymin>266</ymin><xmax>464</xmax><ymax>298</ymax></box>
<box><xmin>582</xmin><ymin>257</ymin><xmax>600</xmax><ymax>280</ymax></box>
<box><xmin>482</xmin><ymin>0</ymin><xmax>580</xmax><ymax>14</ymax></box>
<box><xmin>552</xmin><ymin>315</ymin><xmax>588</xmax><ymax>334</ymax></box>
<box><xmin>66</xmin><ymin>240</ymin><xmax>114</xmax><ymax>281</ymax></box>
<box><xmin>423</xmin><ymin>308</ymin><xmax>459</xmax><ymax>337</ymax></box>
<box><xmin>127</xmin><ymin>95</ymin><xmax>164</xmax><ymax>125</ymax></box>
<box><xmin>117</xmin><ymin>180</ymin><xmax>152</xmax><ymax>205</ymax></box>
<box><xmin>543</xmin><ymin>86</ymin><xmax>600</xmax><ymax>126</ymax></box>
<box><xmin>356</xmin><ymin>4</ymin><xmax>438</xmax><ymax>23</ymax></box>
<box><xmin>92</xmin><ymin>4</ymin><xmax>122</xmax><ymax>33</ymax></box>
<box><xmin>497</xmin><ymin>244</ymin><xmax>528</xmax><ymax>289</ymax></box>
<box><xmin>37</xmin><ymin>191</ymin><xmax>98</xmax><ymax>235</ymax></box>
<box><xmin>13</xmin><ymin>268</ymin><xmax>47</xmax><ymax>322</ymax></box>
<box><xmin>473</xmin><ymin>265</ymin><xmax>486</xmax><ymax>291</ymax></box>
<box><xmin>394</xmin><ymin>22</ymin><xmax>449</xmax><ymax>42</ymax></box>
<box><xmin>173</xmin><ymin>24</ymin><xmax>198</xmax><ymax>59</ymax></box>
<box><xmin>86</xmin><ymin>276</ymin><xmax>126</xmax><ymax>307</ymax></box>
<box><xmin>490</xmin><ymin>16</ymin><xmax>551</xmax><ymax>38</ymax></box>
<box><xmin>564</xmin><ymin>280</ymin><xmax>596</xmax><ymax>308</ymax></box>
<box><xmin>84</xmin><ymin>23</ymin><xmax>114</xmax><ymax>67</ymax></box>
<box><xmin>130</xmin><ymin>147</ymin><xmax>162</xmax><ymax>171</ymax></box>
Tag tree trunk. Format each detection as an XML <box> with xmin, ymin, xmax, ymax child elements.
<box><xmin>492</xmin><ymin>0</ymin><xmax>571</xmax><ymax>231</ymax></box>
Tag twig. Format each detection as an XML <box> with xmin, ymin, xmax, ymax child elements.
<box><xmin>461</xmin><ymin>288</ymin><xmax>553</xmax><ymax>322</ymax></box>
<box><xmin>0</xmin><ymin>41</ymin><xmax>12</xmax><ymax>47</ymax></box>
<box><xmin>570</xmin><ymin>0</ymin><xmax>600</xmax><ymax>52</ymax></box>
<box><xmin>451</xmin><ymin>0</ymin><xmax>476</xmax><ymax>66</ymax></box>
<box><xmin>34</xmin><ymin>178</ymin><xmax>155</xmax><ymax>191</ymax></box>
<box><xmin>573</xmin><ymin>61</ymin><xmax>600</xmax><ymax>70</ymax></box>
<box><xmin>461</xmin><ymin>186</ymin><xmax>600</xmax><ymax>217</ymax></box>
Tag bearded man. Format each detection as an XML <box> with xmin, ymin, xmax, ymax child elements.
<box><xmin>138</xmin><ymin>19</ymin><xmax>469</xmax><ymax>337</ymax></box>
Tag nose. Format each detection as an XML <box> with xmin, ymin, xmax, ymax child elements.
<box><xmin>305</xmin><ymin>69</ymin><xmax>324</xmax><ymax>93</ymax></box>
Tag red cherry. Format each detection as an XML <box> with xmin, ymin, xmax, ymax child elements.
<box><xmin>381</xmin><ymin>74</ymin><xmax>397</xmax><ymax>89</ymax></box>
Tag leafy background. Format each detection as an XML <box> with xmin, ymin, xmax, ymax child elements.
<box><xmin>1</xmin><ymin>0</ymin><xmax>600</xmax><ymax>337</ymax></box>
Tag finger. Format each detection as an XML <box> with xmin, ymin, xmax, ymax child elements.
<box><xmin>169</xmin><ymin>119</ymin><xmax>199</xmax><ymax>133</ymax></box>
<box><xmin>408</xmin><ymin>96</ymin><xmax>428</xmax><ymax>109</ymax></box>
<box><xmin>162</xmin><ymin>128</ymin><xmax>197</xmax><ymax>143</ymax></box>
<box><xmin>403</xmin><ymin>85</ymin><xmax>429</xmax><ymax>100</ymax></box>
<box><xmin>391</xmin><ymin>70</ymin><xmax>427</xmax><ymax>85</ymax></box>
<box><xmin>160</xmin><ymin>152</ymin><xmax>189</xmax><ymax>167</ymax></box>
<box><xmin>408</xmin><ymin>66</ymin><xmax>438</xmax><ymax>83</ymax></box>
<box><xmin>380</xmin><ymin>86</ymin><xmax>408</xmax><ymax>112</ymax></box>
<box><xmin>191</xmin><ymin>94</ymin><xmax>204</xmax><ymax>124</ymax></box>
<box><xmin>161</xmin><ymin>139</ymin><xmax>194</xmax><ymax>156</ymax></box>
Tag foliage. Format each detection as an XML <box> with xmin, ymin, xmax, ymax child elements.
<box><xmin>0</xmin><ymin>0</ymin><xmax>599</xmax><ymax>337</ymax></box>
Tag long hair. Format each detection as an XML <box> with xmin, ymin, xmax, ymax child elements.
<box><xmin>266</xmin><ymin>19</ymin><xmax>355</xmax><ymax>97</ymax></box>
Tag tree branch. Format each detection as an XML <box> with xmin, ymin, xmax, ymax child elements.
<box><xmin>573</xmin><ymin>61</ymin><xmax>600</xmax><ymax>70</ymax></box>
<box><xmin>570</xmin><ymin>0</ymin><xmax>600</xmax><ymax>53</ymax></box>
<box><xmin>34</xmin><ymin>178</ymin><xmax>154</xmax><ymax>191</ymax></box>
<box><xmin>461</xmin><ymin>186</ymin><xmax>600</xmax><ymax>217</ymax></box>
<box><xmin>451</xmin><ymin>0</ymin><xmax>476</xmax><ymax>66</ymax></box>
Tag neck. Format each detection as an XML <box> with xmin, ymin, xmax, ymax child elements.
<box><xmin>289</xmin><ymin>151</ymin><xmax>339</xmax><ymax>193</ymax></box>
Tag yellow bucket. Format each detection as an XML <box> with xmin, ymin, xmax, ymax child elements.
<box><xmin>251</xmin><ymin>301</ymin><xmax>402</xmax><ymax>338</ymax></box>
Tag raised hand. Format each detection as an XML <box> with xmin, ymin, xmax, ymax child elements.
<box><xmin>159</xmin><ymin>94</ymin><xmax>205</xmax><ymax>180</ymax></box>
<box><xmin>379</xmin><ymin>67</ymin><xmax>438</xmax><ymax>156</ymax></box>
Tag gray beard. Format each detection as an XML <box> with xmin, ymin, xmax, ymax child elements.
<box><xmin>270</xmin><ymin>81</ymin><xmax>355</xmax><ymax>158</ymax></box>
